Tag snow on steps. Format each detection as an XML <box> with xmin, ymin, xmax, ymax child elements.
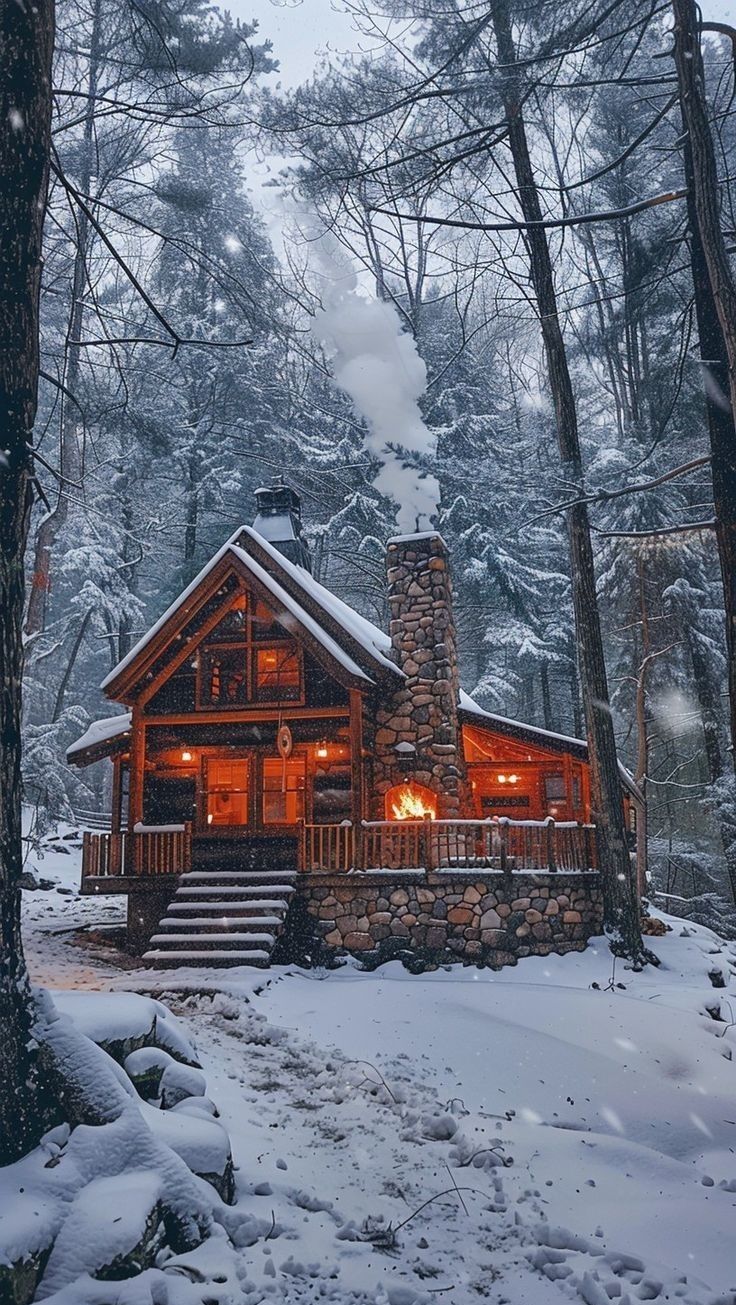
<box><xmin>142</xmin><ymin>867</ymin><xmax>296</xmax><ymax>968</ymax></box>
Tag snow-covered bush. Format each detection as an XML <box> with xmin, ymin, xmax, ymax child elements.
<box><xmin>0</xmin><ymin>991</ymin><xmax>240</xmax><ymax>1304</ymax></box>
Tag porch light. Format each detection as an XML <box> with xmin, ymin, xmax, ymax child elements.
<box><xmin>316</xmin><ymin>740</ymin><xmax>328</xmax><ymax>759</ymax></box>
<box><xmin>497</xmin><ymin>773</ymin><xmax>519</xmax><ymax>785</ymax></box>
<box><xmin>395</xmin><ymin>740</ymin><xmax>416</xmax><ymax>774</ymax></box>
<box><xmin>181</xmin><ymin>750</ymin><xmax>192</xmax><ymax>762</ymax></box>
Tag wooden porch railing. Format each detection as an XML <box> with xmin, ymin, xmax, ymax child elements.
<box><xmin>81</xmin><ymin>823</ymin><xmax>192</xmax><ymax>882</ymax></box>
<box><xmin>299</xmin><ymin>817</ymin><xmax>597</xmax><ymax>875</ymax></box>
<box><xmin>301</xmin><ymin>822</ymin><xmax>356</xmax><ymax>873</ymax></box>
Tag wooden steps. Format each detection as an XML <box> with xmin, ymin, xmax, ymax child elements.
<box><xmin>142</xmin><ymin>867</ymin><xmax>296</xmax><ymax>968</ymax></box>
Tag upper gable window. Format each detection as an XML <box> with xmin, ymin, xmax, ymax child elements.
<box><xmin>196</xmin><ymin>592</ymin><xmax>302</xmax><ymax>709</ymax></box>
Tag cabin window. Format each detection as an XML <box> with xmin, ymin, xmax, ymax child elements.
<box><xmin>205</xmin><ymin>758</ymin><xmax>250</xmax><ymax>827</ymax></box>
<box><xmin>262</xmin><ymin>757</ymin><xmax>306</xmax><ymax>824</ymax></box>
<box><xmin>254</xmin><ymin>646</ymin><xmax>301</xmax><ymax>702</ymax></box>
<box><xmin>196</xmin><ymin>591</ymin><xmax>302</xmax><ymax>708</ymax></box>
<box><xmin>200</xmin><ymin>647</ymin><xmax>248</xmax><ymax>707</ymax></box>
<box><xmin>543</xmin><ymin>773</ymin><xmax>566</xmax><ymax>803</ymax></box>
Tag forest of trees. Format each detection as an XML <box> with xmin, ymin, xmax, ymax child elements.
<box><xmin>7</xmin><ymin>0</ymin><xmax>736</xmax><ymax>950</ymax></box>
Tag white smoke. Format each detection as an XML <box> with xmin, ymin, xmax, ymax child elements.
<box><xmin>309</xmin><ymin>233</ymin><xmax>440</xmax><ymax>533</ymax></box>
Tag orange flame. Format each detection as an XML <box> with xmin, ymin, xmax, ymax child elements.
<box><xmin>389</xmin><ymin>784</ymin><xmax>437</xmax><ymax>821</ymax></box>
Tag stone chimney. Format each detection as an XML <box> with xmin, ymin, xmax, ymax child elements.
<box><xmin>373</xmin><ymin>532</ymin><xmax>466</xmax><ymax>817</ymax></box>
<box><xmin>253</xmin><ymin>481</ymin><xmax>312</xmax><ymax>572</ymax></box>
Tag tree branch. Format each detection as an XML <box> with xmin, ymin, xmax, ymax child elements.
<box><xmin>371</xmin><ymin>189</ymin><xmax>688</xmax><ymax>234</ymax></box>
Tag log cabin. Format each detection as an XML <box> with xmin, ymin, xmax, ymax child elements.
<box><xmin>68</xmin><ymin>483</ymin><xmax>645</xmax><ymax>967</ymax></box>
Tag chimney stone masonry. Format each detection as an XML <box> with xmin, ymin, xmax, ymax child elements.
<box><xmin>373</xmin><ymin>532</ymin><xmax>467</xmax><ymax>817</ymax></box>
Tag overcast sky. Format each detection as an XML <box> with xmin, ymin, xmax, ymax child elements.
<box><xmin>231</xmin><ymin>0</ymin><xmax>736</xmax><ymax>88</ymax></box>
<box><xmin>235</xmin><ymin>0</ymin><xmax>368</xmax><ymax>87</ymax></box>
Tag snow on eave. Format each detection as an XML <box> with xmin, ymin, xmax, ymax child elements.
<box><xmin>101</xmin><ymin>528</ymin><xmax>246</xmax><ymax>692</ymax></box>
<box><xmin>67</xmin><ymin>711</ymin><xmax>132</xmax><ymax>760</ymax></box>
<box><xmin>458</xmin><ymin>690</ymin><xmax>644</xmax><ymax>802</ymax></box>
<box><xmin>238</xmin><ymin>526</ymin><xmax>400</xmax><ymax>678</ymax></box>
<box><xmin>227</xmin><ymin>544</ymin><xmax>371</xmax><ymax>683</ymax></box>
<box><xmin>459</xmin><ymin>690</ymin><xmax>588</xmax><ymax>752</ymax></box>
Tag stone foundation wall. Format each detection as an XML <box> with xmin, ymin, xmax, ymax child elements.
<box><xmin>298</xmin><ymin>870</ymin><xmax>603</xmax><ymax>966</ymax></box>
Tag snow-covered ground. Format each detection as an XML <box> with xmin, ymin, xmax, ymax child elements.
<box><xmin>15</xmin><ymin>837</ymin><xmax>736</xmax><ymax>1304</ymax></box>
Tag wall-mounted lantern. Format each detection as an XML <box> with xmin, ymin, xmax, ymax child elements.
<box><xmin>395</xmin><ymin>740</ymin><xmax>417</xmax><ymax>774</ymax></box>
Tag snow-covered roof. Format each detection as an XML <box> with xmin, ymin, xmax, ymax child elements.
<box><xmin>459</xmin><ymin>690</ymin><xmax>643</xmax><ymax>803</ymax></box>
<box><xmin>459</xmin><ymin>690</ymin><xmax>588</xmax><ymax>753</ymax></box>
<box><xmin>67</xmin><ymin>711</ymin><xmax>132</xmax><ymax>762</ymax></box>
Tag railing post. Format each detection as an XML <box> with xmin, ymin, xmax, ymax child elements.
<box><xmin>546</xmin><ymin>817</ymin><xmax>557</xmax><ymax>873</ymax></box>
<box><xmin>584</xmin><ymin>823</ymin><xmax>595</xmax><ymax>872</ymax></box>
<box><xmin>423</xmin><ymin>813</ymin><xmax>435</xmax><ymax>873</ymax></box>
<box><xmin>352</xmin><ymin>820</ymin><xmax>362</xmax><ymax>872</ymax></box>
<box><xmin>81</xmin><ymin>831</ymin><xmax>90</xmax><ymax>887</ymax></box>
<box><xmin>499</xmin><ymin>818</ymin><xmax>508</xmax><ymax>876</ymax></box>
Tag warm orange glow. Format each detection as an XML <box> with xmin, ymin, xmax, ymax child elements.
<box><xmin>181</xmin><ymin>750</ymin><xmax>192</xmax><ymax>762</ymax></box>
<box><xmin>315</xmin><ymin>740</ymin><xmax>329</xmax><ymax>759</ymax></box>
<box><xmin>388</xmin><ymin>783</ymin><xmax>437</xmax><ymax>821</ymax></box>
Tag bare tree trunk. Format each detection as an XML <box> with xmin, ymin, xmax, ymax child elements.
<box><xmin>117</xmin><ymin>484</ymin><xmax>137</xmax><ymax>661</ymax></box>
<box><xmin>567</xmin><ymin>634</ymin><xmax>584</xmax><ymax>737</ymax></box>
<box><xmin>634</xmin><ymin>553</ymin><xmax>651</xmax><ymax>789</ymax></box>
<box><xmin>491</xmin><ymin>0</ymin><xmax>649</xmax><ymax>962</ymax></box>
<box><xmin>673</xmin><ymin>0</ymin><xmax>736</xmax><ymax>766</ymax></box>
<box><xmin>672</xmin><ymin>0</ymin><xmax>736</xmax><ymax>903</ymax></box>
<box><xmin>540</xmin><ymin>661</ymin><xmax>553</xmax><ymax>731</ymax></box>
<box><xmin>52</xmin><ymin>609</ymin><xmax>93</xmax><ymax>724</ymax></box>
<box><xmin>0</xmin><ymin>0</ymin><xmax>56</xmax><ymax>1163</ymax></box>
<box><xmin>184</xmin><ymin>448</ymin><xmax>200</xmax><ymax>569</ymax></box>
<box><xmin>24</xmin><ymin>0</ymin><xmax>102</xmax><ymax>636</ymax></box>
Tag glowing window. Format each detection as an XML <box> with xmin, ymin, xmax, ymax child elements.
<box><xmin>205</xmin><ymin>758</ymin><xmax>249</xmax><ymax>827</ymax></box>
<box><xmin>255</xmin><ymin>646</ymin><xmax>301</xmax><ymax>702</ymax></box>
<box><xmin>262</xmin><ymin>757</ymin><xmax>305</xmax><ymax>824</ymax></box>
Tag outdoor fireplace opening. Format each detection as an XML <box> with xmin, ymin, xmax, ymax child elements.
<box><xmin>386</xmin><ymin>781</ymin><xmax>437</xmax><ymax>821</ymax></box>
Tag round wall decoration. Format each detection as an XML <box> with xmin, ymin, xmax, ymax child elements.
<box><xmin>277</xmin><ymin>723</ymin><xmax>293</xmax><ymax>759</ymax></box>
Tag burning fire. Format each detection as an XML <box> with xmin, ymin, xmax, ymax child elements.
<box><xmin>389</xmin><ymin>783</ymin><xmax>437</xmax><ymax>821</ymax></box>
